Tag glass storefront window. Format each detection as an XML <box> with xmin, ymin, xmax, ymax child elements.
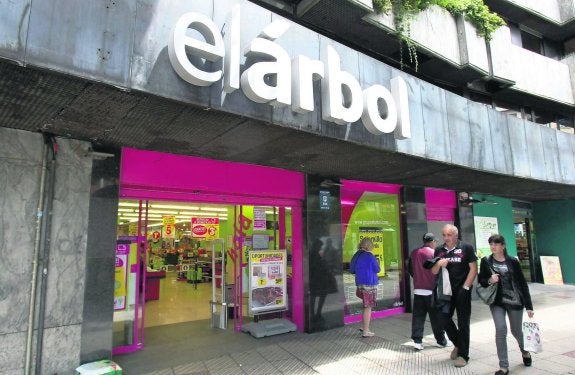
<box><xmin>341</xmin><ymin>181</ymin><xmax>404</xmax><ymax>317</ymax></box>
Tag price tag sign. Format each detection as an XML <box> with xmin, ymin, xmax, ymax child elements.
<box><xmin>191</xmin><ymin>217</ymin><xmax>220</xmax><ymax>239</ymax></box>
<box><xmin>163</xmin><ymin>216</ymin><xmax>176</xmax><ymax>239</ymax></box>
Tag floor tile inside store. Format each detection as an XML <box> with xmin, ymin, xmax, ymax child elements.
<box><xmin>145</xmin><ymin>272</ymin><xmax>213</xmax><ymax>327</ymax></box>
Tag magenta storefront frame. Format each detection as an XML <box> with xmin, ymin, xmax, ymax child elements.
<box><xmin>117</xmin><ymin>148</ymin><xmax>306</xmax><ymax>346</ymax></box>
<box><xmin>425</xmin><ymin>188</ymin><xmax>457</xmax><ymax>222</ymax></box>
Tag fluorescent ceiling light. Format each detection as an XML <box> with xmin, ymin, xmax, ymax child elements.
<box><xmin>147</xmin><ymin>209</ymin><xmax>179</xmax><ymax>215</ymax></box>
<box><xmin>118</xmin><ymin>202</ymin><xmax>141</xmax><ymax>207</ymax></box>
<box><xmin>151</xmin><ymin>204</ymin><xmax>200</xmax><ymax>210</ymax></box>
<box><xmin>120</xmin><ymin>213</ymin><xmax>163</xmax><ymax>218</ymax></box>
<box><xmin>177</xmin><ymin>211</ymin><xmax>203</xmax><ymax>216</ymax></box>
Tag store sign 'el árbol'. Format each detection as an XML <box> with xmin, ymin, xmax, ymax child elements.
<box><xmin>168</xmin><ymin>6</ymin><xmax>410</xmax><ymax>140</ymax></box>
<box><xmin>191</xmin><ymin>217</ymin><xmax>220</xmax><ymax>240</ymax></box>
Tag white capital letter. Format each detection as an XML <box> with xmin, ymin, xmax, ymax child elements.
<box><xmin>224</xmin><ymin>6</ymin><xmax>241</xmax><ymax>93</ymax></box>
<box><xmin>240</xmin><ymin>19</ymin><xmax>291</xmax><ymax>106</ymax></box>
<box><xmin>168</xmin><ymin>13</ymin><xmax>224</xmax><ymax>86</ymax></box>
<box><xmin>292</xmin><ymin>55</ymin><xmax>325</xmax><ymax>113</ymax></box>
<box><xmin>361</xmin><ymin>85</ymin><xmax>398</xmax><ymax>135</ymax></box>
<box><xmin>321</xmin><ymin>45</ymin><xmax>363</xmax><ymax>125</ymax></box>
<box><xmin>391</xmin><ymin>76</ymin><xmax>411</xmax><ymax>139</ymax></box>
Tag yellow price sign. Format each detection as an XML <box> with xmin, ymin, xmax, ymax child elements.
<box><xmin>275</xmin><ymin>278</ymin><xmax>282</xmax><ymax>284</ymax></box>
<box><xmin>258</xmin><ymin>279</ymin><xmax>267</xmax><ymax>286</ymax></box>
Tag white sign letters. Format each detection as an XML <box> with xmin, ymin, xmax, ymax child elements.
<box><xmin>168</xmin><ymin>6</ymin><xmax>411</xmax><ymax>139</ymax></box>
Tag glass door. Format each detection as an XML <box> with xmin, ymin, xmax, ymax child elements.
<box><xmin>229</xmin><ymin>205</ymin><xmax>293</xmax><ymax>332</ymax></box>
<box><xmin>341</xmin><ymin>181</ymin><xmax>404</xmax><ymax>323</ymax></box>
<box><xmin>513</xmin><ymin>206</ymin><xmax>538</xmax><ymax>282</ymax></box>
<box><xmin>112</xmin><ymin>201</ymin><xmax>147</xmax><ymax>354</ymax></box>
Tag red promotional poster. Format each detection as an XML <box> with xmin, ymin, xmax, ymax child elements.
<box><xmin>191</xmin><ymin>217</ymin><xmax>220</xmax><ymax>240</ymax></box>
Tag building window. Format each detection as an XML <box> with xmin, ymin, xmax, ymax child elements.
<box><xmin>520</xmin><ymin>29</ymin><xmax>543</xmax><ymax>54</ymax></box>
<box><xmin>494</xmin><ymin>100</ymin><xmax>522</xmax><ymax>119</ymax></box>
<box><xmin>565</xmin><ymin>37</ymin><xmax>575</xmax><ymax>57</ymax></box>
<box><xmin>557</xmin><ymin>117</ymin><xmax>575</xmax><ymax>134</ymax></box>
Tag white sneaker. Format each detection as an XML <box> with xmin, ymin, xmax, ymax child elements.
<box><xmin>437</xmin><ymin>339</ymin><xmax>453</xmax><ymax>348</ymax></box>
<box><xmin>414</xmin><ymin>343</ymin><xmax>424</xmax><ymax>350</ymax></box>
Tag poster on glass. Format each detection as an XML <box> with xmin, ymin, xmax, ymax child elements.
<box><xmin>249</xmin><ymin>250</ymin><xmax>287</xmax><ymax>314</ymax></box>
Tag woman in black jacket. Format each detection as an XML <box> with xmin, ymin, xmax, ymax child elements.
<box><xmin>478</xmin><ymin>234</ymin><xmax>534</xmax><ymax>375</ymax></box>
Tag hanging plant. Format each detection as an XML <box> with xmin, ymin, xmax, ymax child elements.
<box><xmin>372</xmin><ymin>0</ymin><xmax>434</xmax><ymax>71</ymax></box>
<box><xmin>372</xmin><ymin>0</ymin><xmax>505</xmax><ymax>71</ymax></box>
<box><xmin>435</xmin><ymin>0</ymin><xmax>505</xmax><ymax>41</ymax></box>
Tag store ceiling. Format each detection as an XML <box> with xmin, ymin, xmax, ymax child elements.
<box><xmin>1</xmin><ymin>61</ymin><xmax>575</xmax><ymax>202</ymax></box>
<box><xmin>117</xmin><ymin>201</ymin><xmax>232</xmax><ymax>225</ymax></box>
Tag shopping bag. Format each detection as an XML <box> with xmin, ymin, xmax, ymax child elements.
<box><xmin>522</xmin><ymin>320</ymin><xmax>542</xmax><ymax>353</ymax></box>
<box><xmin>476</xmin><ymin>283</ymin><xmax>497</xmax><ymax>305</ymax></box>
<box><xmin>355</xmin><ymin>287</ymin><xmax>363</xmax><ymax>299</ymax></box>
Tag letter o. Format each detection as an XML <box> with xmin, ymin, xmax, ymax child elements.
<box><xmin>361</xmin><ymin>85</ymin><xmax>398</xmax><ymax>135</ymax></box>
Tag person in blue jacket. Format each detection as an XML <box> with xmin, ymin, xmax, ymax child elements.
<box><xmin>350</xmin><ymin>237</ymin><xmax>380</xmax><ymax>337</ymax></box>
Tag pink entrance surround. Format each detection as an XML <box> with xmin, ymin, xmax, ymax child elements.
<box><xmin>425</xmin><ymin>188</ymin><xmax>456</xmax><ymax>222</ymax></box>
<box><xmin>118</xmin><ymin>148</ymin><xmax>305</xmax><ymax>334</ymax></box>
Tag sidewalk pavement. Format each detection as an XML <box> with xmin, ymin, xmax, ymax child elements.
<box><xmin>118</xmin><ymin>283</ymin><xmax>575</xmax><ymax>374</ymax></box>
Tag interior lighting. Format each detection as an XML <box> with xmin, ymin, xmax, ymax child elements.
<box><xmin>185</xmin><ymin>212</ymin><xmax>222</xmax><ymax>217</ymax></box>
<box><xmin>118</xmin><ymin>208</ymin><xmax>135</xmax><ymax>213</ymax></box>
<box><xmin>199</xmin><ymin>207</ymin><xmax>228</xmax><ymax>212</ymax></box>
<box><xmin>177</xmin><ymin>210</ymin><xmax>203</xmax><ymax>216</ymax></box>
<box><xmin>118</xmin><ymin>202</ymin><xmax>141</xmax><ymax>207</ymax></box>
<box><xmin>147</xmin><ymin>209</ymin><xmax>179</xmax><ymax>215</ymax></box>
<box><xmin>151</xmin><ymin>204</ymin><xmax>200</xmax><ymax>210</ymax></box>
<box><xmin>121</xmin><ymin>213</ymin><xmax>163</xmax><ymax>218</ymax></box>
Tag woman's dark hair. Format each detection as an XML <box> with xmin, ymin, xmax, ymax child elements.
<box><xmin>488</xmin><ymin>234</ymin><xmax>505</xmax><ymax>245</ymax></box>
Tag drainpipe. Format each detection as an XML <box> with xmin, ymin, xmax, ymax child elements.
<box><xmin>24</xmin><ymin>134</ymin><xmax>58</xmax><ymax>375</ymax></box>
<box><xmin>34</xmin><ymin>135</ymin><xmax>58</xmax><ymax>374</ymax></box>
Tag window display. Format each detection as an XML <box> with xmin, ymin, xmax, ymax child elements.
<box><xmin>341</xmin><ymin>181</ymin><xmax>404</xmax><ymax>318</ymax></box>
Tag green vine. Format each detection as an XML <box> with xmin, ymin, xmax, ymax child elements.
<box><xmin>434</xmin><ymin>0</ymin><xmax>505</xmax><ymax>40</ymax></box>
<box><xmin>372</xmin><ymin>0</ymin><xmax>505</xmax><ymax>70</ymax></box>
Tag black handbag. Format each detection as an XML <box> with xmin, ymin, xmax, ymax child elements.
<box><xmin>476</xmin><ymin>257</ymin><xmax>497</xmax><ymax>305</ymax></box>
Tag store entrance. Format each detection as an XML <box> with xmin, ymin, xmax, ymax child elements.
<box><xmin>513</xmin><ymin>206</ymin><xmax>538</xmax><ymax>282</ymax></box>
<box><xmin>112</xmin><ymin>199</ymin><xmax>294</xmax><ymax>353</ymax></box>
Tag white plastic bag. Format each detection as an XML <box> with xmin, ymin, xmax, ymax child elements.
<box><xmin>522</xmin><ymin>320</ymin><xmax>542</xmax><ymax>353</ymax></box>
<box><xmin>442</xmin><ymin>267</ymin><xmax>452</xmax><ymax>296</ymax></box>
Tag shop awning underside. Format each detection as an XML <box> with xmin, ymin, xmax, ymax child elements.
<box><xmin>1</xmin><ymin>61</ymin><xmax>574</xmax><ymax>202</ymax></box>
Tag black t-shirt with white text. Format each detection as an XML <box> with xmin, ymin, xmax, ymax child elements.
<box><xmin>434</xmin><ymin>241</ymin><xmax>477</xmax><ymax>290</ymax></box>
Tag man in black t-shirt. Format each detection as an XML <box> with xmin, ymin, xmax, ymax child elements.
<box><xmin>431</xmin><ymin>224</ymin><xmax>477</xmax><ymax>368</ymax></box>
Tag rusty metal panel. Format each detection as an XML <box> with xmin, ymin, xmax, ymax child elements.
<box><xmin>24</xmin><ymin>0</ymin><xmax>136</xmax><ymax>87</ymax></box>
<box><xmin>0</xmin><ymin>0</ymin><xmax>31</xmax><ymax>63</ymax></box>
